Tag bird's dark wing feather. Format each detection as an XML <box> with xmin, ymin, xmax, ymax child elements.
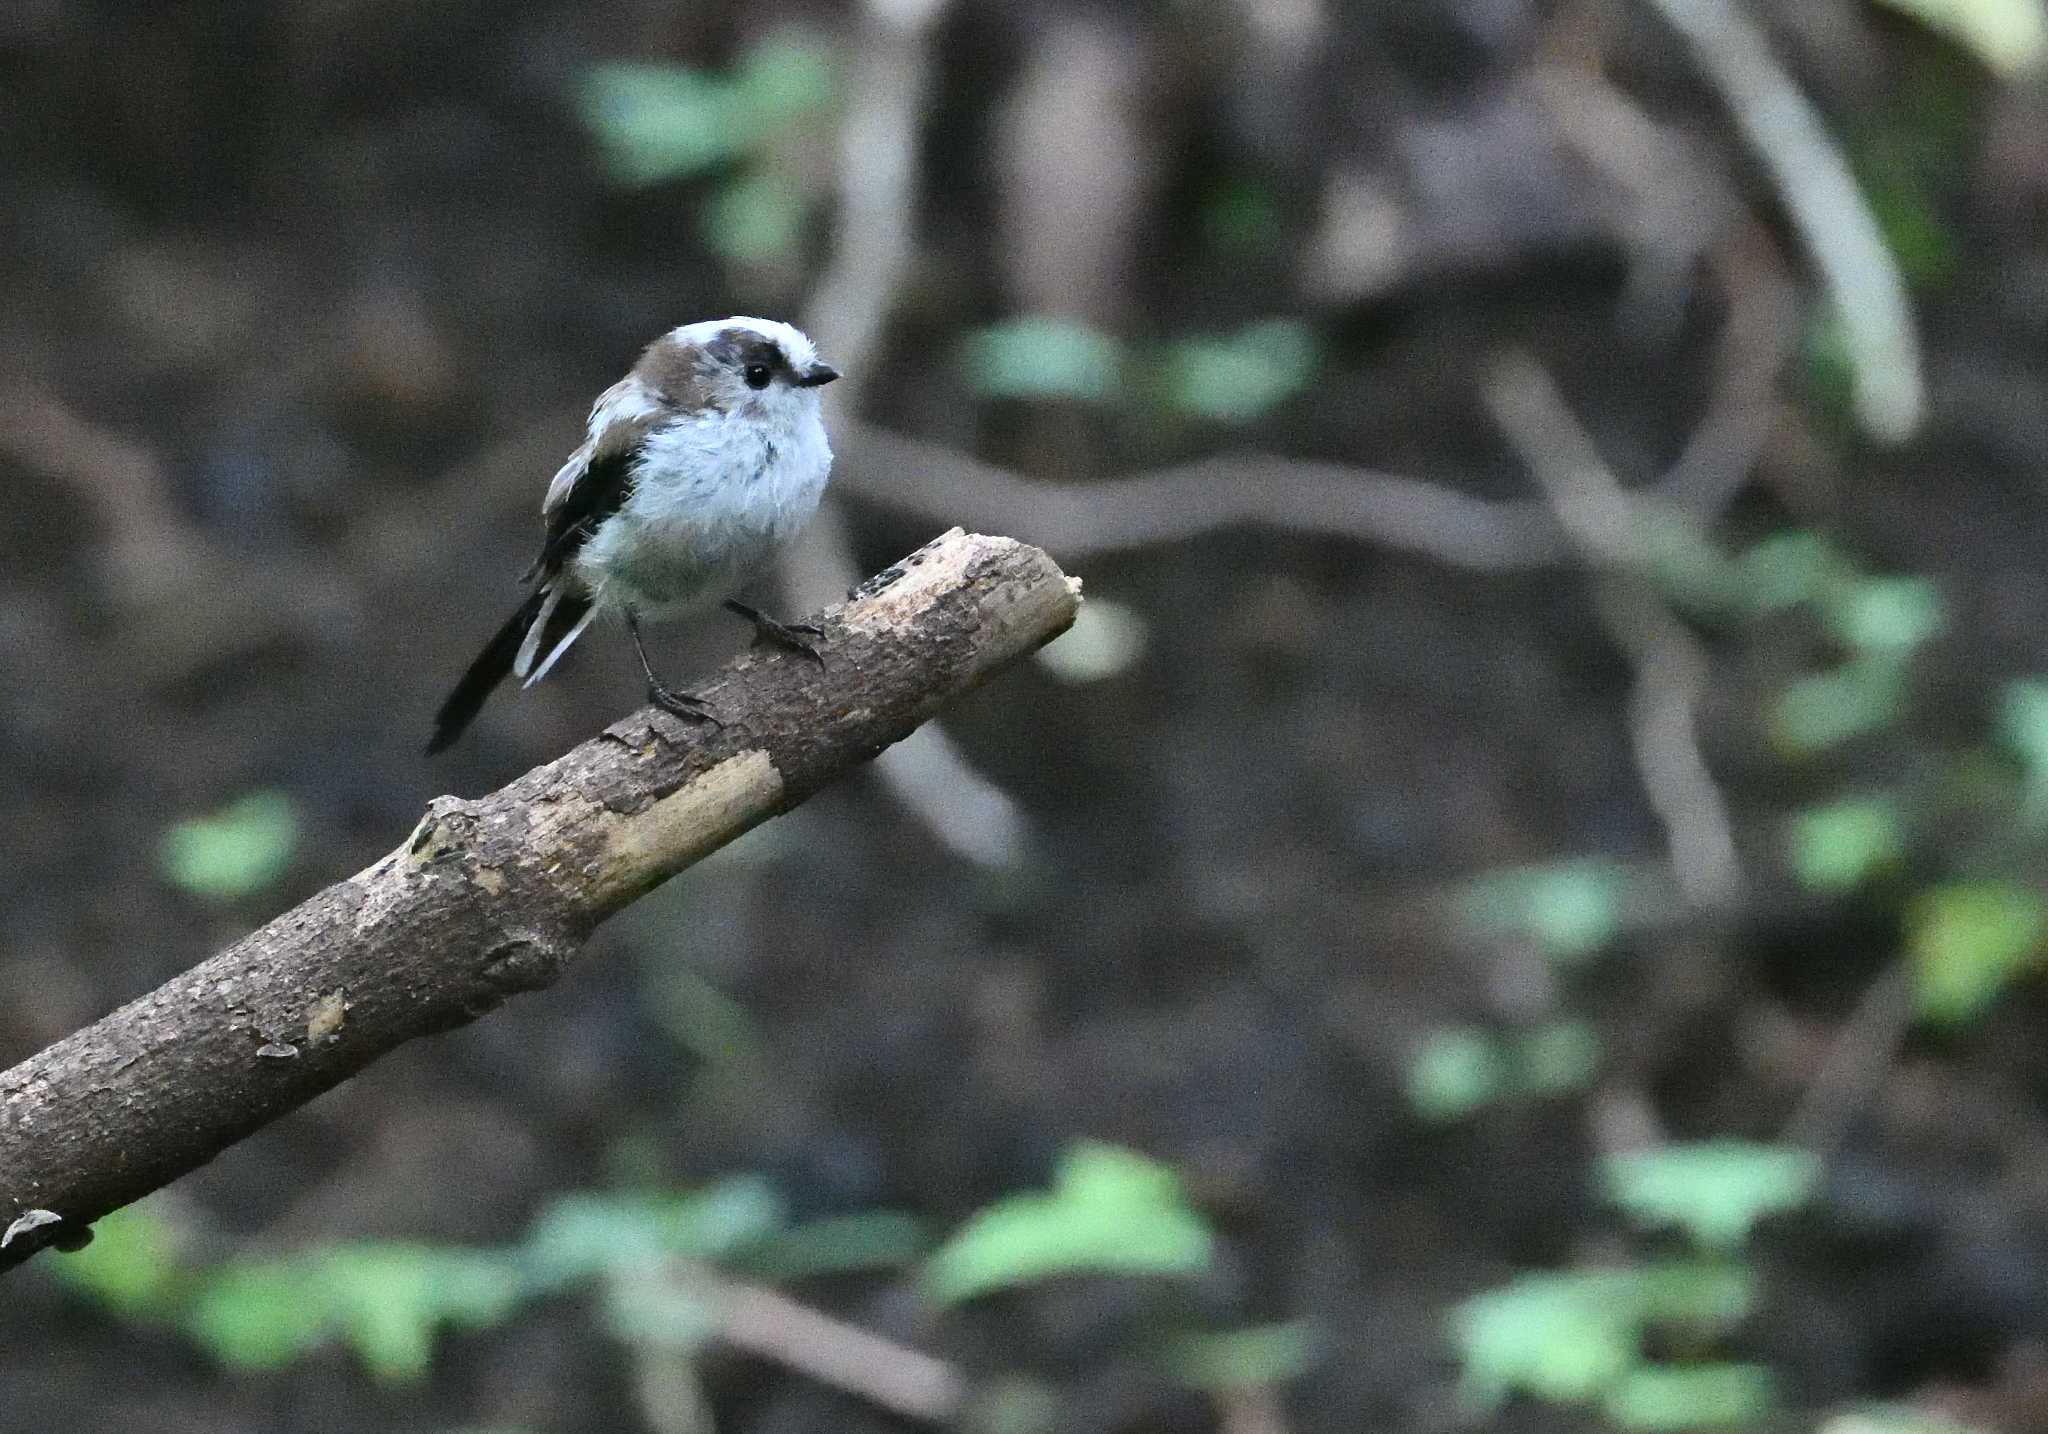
<box><xmin>527</xmin><ymin>431</ymin><xmax>644</xmax><ymax>583</ymax></box>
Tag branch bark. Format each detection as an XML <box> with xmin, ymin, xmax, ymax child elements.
<box><xmin>0</xmin><ymin>530</ymin><xmax>1080</xmax><ymax>1272</ymax></box>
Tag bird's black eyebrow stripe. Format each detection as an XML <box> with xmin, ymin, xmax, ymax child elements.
<box><xmin>706</xmin><ymin>329</ymin><xmax>793</xmax><ymax>375</ymax></box>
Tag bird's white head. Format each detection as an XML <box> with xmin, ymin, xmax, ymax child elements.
<box><xmin>639</xmin><ymin>316</ymin><xmax>838</xmax><ymax>423</ymax></box>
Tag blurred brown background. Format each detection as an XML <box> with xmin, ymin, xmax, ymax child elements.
<box><xmin>7</xmin><ymin>0</ymin><xmax>2048</xmax><ymax>1430</ymax></box>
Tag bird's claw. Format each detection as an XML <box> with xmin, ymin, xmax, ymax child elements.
<box><xmin>648</xmin><ymin>684</ymin><xmax>724</xmax><ymax>728</ymax></box>
<box><xmin>724</xmin><ymin>600</ymin><xmax>827</xmax><ymax>668</ymax></box>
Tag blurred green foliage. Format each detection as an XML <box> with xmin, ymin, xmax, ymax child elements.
<box><xmin>1452</xmin><ymin>1262</ymin><xmax>1757</xmax><ymax>1414</ymax></box>
<box><xmin>1406</xmin><ymin>1020</ymin><xmax>1601</xmax><ymax>1123</ymax></box>
<box><xmin>1784</xmin><ymin>795</ymin><xmax>1904</xmax><ymax>894</ymax></box>
<box><xmin>1602</xmin><ymin>1142</ymin><xmax>1821</xmax><ymax>1251</ymax></box>
<box><xmin>1453</xmin><ymin>1141</ymin><xmax>1811</xmax><ymax>1424</ymax></box>
<box><xmin>1154</xmin><ymin>319</ymin><xmax>1318</xmax><ymax>425</ymax></box>
<box><xmin>922</xmin><ymin>1142</ymin><xmax>1212</xmax><ymax>1306</ymax></box>
<box><xmin>1456</xmin><ymin>858</ymin><xmax>1638</xmax><ymax>963</ymax></box>
<box><xmin>1152</xmin><ymin>1322</ymin><xmax>1319</xmax><ymax>1391</ymax></box>
<box><xmin>158</xmin><ymin>790</ymin><xmax>301</xmax><ymax>902</ymax></box>
<box><xmin>1601</xmin><ymin>1364</ymin><xmax>1777</xmax><ymax>1432</ymax></box>
<box><xmin>1996</xmin><ymin>679</ymin><xmax>2048</xmax><ymax>827</ymax></box>
<box><xmin>49</xmin><ymin>1176</ymin><xmax>897</xmax><ymax>1386</ymax></box>
<box><xmin>50</xmin><ymin>1144</ymin><xmax>1305</xmax><ymax>1402</ymax></box>
<box><xmin>1908</xmin><ymin>880</ymin><xmax>2048</xmax><ymax>1024</ymax></box>
<box><xmin>962</xmin><ymin>318</ymin><xmax>1125</xmax><ymax>404</ymax></box>
<box><xmin>189</xmin><ymin>1245</ymin><xmax>523</xmax><ymax>1382</ymax></box>
<box><xmin>576</xmin><ymin>36</ymin><xmax>833</xmax><ymax>264</ymax></box>
<box><xmin>959</xmin><ymin>315</ymin><xmax>1321</xmax><ymax>426</ymax></box>
<box><xmin>47</xmin><ymin>1200</ymin><xmax>187</xmax><ymax>1316</ymax></box>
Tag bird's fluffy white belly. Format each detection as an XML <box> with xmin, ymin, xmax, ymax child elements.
<box><xmin>575</xmin><ymin>407</ymin><xmax>830</xmax><ymax>619</ymax></box>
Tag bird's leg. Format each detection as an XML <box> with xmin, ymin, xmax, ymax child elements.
<box><xmin>723</xmin><ymin>599</ymin><xmax>826</xmax><ymax>668</ymax></box>
<box><xmin>626</xmin><ymin>609</ymin><xmax>722</xmax><ymax>726</ymax></box>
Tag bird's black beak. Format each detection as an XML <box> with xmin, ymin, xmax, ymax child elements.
<box><xmin>797</xmin><ymin>362</ymin><xmax>840</xmax><ymax>387</ymax></box>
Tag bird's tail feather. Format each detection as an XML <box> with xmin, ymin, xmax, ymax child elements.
<box><xmin>525</xmin><ymin>599</ymin><xmax>599</xmax><ymax>686</ymax></box>
<box><xmin>426</xmin><ymin>586</ymin><xmax>593</xmax><ymax>754</ymax></box>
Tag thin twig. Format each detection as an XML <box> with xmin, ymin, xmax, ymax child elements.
<box><xmin>1485</xmin><ymin>350</ymin><xmax>1744</xmax><ymax>913</ymax></box>
<box><xmin>685</xmin><ymin>1263</ymin><xmax>967</xmax><ymax>1422</ymax></box>
<box><xmin>789</xmin><ymin>0</ymin><xmax>1033</xmax><ymax>867</ymax></box>
<box><xmin>1641</xmin><ymin>0</ymin><xmax>1923</xmax><ymax>442</ymax></box>
<box><xmin>835</xmin><ymin>231</ymin><xmax>1797</xmax><ymax>570</ymax></box>
<box><xmin>1780</xmin><ymin>962</ymin><xmax>1915</xmax><ymax>1161</ymax></box>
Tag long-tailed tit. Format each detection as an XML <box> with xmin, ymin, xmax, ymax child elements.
<box><xmin>427</xmin><ymin>317</ymin><xmax>839</xmax><ymax>753</ymax></box>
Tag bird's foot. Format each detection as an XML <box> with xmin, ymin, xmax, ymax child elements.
<box><xmin>648</xmin><ymin>683</ymin><xmax>724</xmax><ymax>728</ymax></box>
<box><xmin>724</xmin><ymin>599</ymin><xmax>826</xmax><ymax>667</ymax></box>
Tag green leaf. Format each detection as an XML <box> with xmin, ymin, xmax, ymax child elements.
<box><xmin>1908</xmin><ymin>881</ymin><xmax>2048</xmax><ymax>1024</ymax></box>
<box><xmin>1602</xmin><ymin>1141</ymin><xmax>1820</xmax><ymax>1249</ymax></box>
<box><xmin>523</xmin><ymin>1176</ymin><xmax>788</xmax><ymax>1290</ymax></box>
<box><xmin>186</xmin><ymin>1261</ymin><xmax>331</xmax><ymax>1369</ymax></box>
<box><xmin>730</xmin><ymin>34</ymin><xmax>835</xmax><ymax>123</ymax></box>
<box><xmin>44</xmin><ymin>1202</ymin><xmax>185</xmax><ymax>1318</ymax></box>
<box><xmin>922</xmin><ymin>1142</ymin><xmax>1213</xmax><ymax>1306</ymax></box>
<box><xmin>325</xmin><ymin>1246</ymin><xmax>523</xmax><ymax>1383</ymax></box>
<box><xmin>190</xmin><ymin>1245</ymin><xmax>523</xmax><ymax>1384</ymax></box>
<box><xmin>577</xmin><ymin>64</ymin><xmax>747</xmax><ymax>186</ymax></box>
<box><xmin>1871</xmin><ymin>0</ymin><xmax>2048</xmax><ymax>76</ymax></box>
<box><xmin>1451</xmin><ymin>1270</ymin><xmax>1644</xmax><ymax>1410</ymax></box>
<box><xmin>732</xmin><ymin>1211</ymin><xmax>926</xmax><ymax>1282</ymax></box>
<box><xmin>1156</xmin><ymin>318</ymin><xmax>1317</xmax><ymax>425</ymax></box>
<box><xmin>1999</xmin><ymin>679</ymin><xmax>2048</xmax><ymax>765</ymax></box>
<box><xmin>1997</xmin><ymin>679</ymin><xmax>2048</xmax><ymax>826</ymax></box>
<box><xmin>576</xmin><ymin>38</ymin><xmax>832</xmax><ymax>190</ymax></box>
<box><xmin>1731</xmin><ymin>531</ymin><xmax>1846</xmax><ymax>615</ymax></box>
<box><xmin>961</xmin><ymin>319</ymin><xmax>1125</xmax><ymax>403</ymax></box>
<box><xmin>1772</xmin><ymin>657</ymin><xmax>1909</xmax><ymax>755</ymax></box>
<box><xmin>160</xmin><ymin>790</ymin><xmax>300</xmax><ymax>902</ymax></box>
<box><xmin>1601</xmin><ymin>1363</ymin><xmax>1777</xmax><ymax>1430</ymax></box>
<box><xmin>1152</xmin><ymin>1322</ymin><xmax>1319</xmax><ymax>1390</ymax></box>
<box><xmin>1406</xmin><ymin>1027</ymin><xmax>1509</xmax><ymax>1123</ymax></box>
<box><xmin>704</xmin><ymin>172</ymin><xmax>806</xmax><ymax>263</ymax></box>
<box><xmin>1408</xmin><ymin>1021</ymin><xmax>1602</xmax><ymax>1122</ymax></box>
<box><xmin>1452</xmin><ymin>1263</ymin><xmax>1755</xmax><ymax>1413</ymax></box>
<box><xmin>1457</xmin><ymin>860</ymin><xmax>1630</xmax><ymax>963</ymax></box>
<box><xmin>1785</xmin><ymin>795</ymin><xmax>1903</xmax><ymax>894</ymax></box>
<box><xmin>1823</xmin><ymin>576</ymin><xmax>1945</xmax><ymax>654</ymax></box>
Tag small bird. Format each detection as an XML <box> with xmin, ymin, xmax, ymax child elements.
<box><xmin>427</xmin><ymin>317</ymin><xmax>839</xmax><ymax>754</ymax></box>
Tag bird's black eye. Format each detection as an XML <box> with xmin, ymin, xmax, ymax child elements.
<box><xmin>744</xmin><ymin>363</ymin><xmax>772</xmax><ymax>390</ymax></box>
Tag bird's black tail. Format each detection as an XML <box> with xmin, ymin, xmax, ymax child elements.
<box><xmin>426</xmin><ymin>588</ymin><xmax>591</xmax><ymax>754</ymax></box>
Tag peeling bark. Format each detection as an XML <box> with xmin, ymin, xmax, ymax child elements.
<box><xmin>0</xmin><ymin>530</ymin><xmax>1080</xmax><ymax>1271</ymax></box>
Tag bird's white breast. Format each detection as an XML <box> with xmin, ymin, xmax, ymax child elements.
<box><xmin>575</xmin><ymin>395</ymin><xmax>832</xmax><ymax>618</ymax></box>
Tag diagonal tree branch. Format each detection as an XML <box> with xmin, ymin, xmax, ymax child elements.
<box><xmin>0</xmin><ymin>530</ymin><xmax>1080</xmax><ymax>1272</ymax></box>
